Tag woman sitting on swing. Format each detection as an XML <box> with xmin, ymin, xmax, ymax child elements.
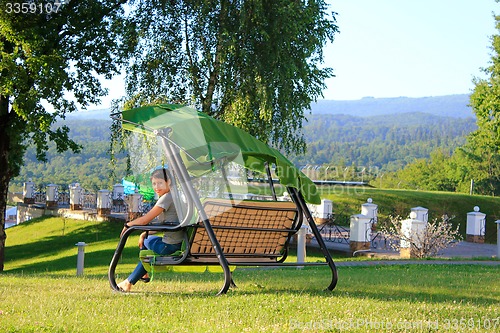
<box><xmin>117</xmin><ymin>168</ymin><xmax>184</xmax><ymax>292</ymax></box>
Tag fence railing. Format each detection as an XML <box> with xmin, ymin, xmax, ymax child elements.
<box><xmin>28</xmin><ymin>186</ymin><xmax>134</xmax><ymax>214</ymax></box>
<box><xmin>318</xmin><ymin>214</ymin><xmax>350</xmax><ymax>245</ymax></box>
<box><xmin>317</xmin><ymin>213</ymin><xmax>399</xmax><ymax>250</ymax></box>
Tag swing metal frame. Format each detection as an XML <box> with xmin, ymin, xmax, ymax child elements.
<box><xmin>108</xmin><ymin>105</ymin><xmax>338</xmax><ymax>295</ymax></box>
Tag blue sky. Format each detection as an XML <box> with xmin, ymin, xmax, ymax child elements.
<box><xmin>92</xmin><ymin>0</ymin><xmax>499</xmax><ymax>108</ymax></box>
<box><xmin>322</xmin><ymin>0</ymin><xmax>499</xmax><ymax>100</ymax></box>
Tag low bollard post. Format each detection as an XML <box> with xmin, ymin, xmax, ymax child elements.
<box><xmin>296</xmin><ymin>224</ymin><xmax>308</xmax><ymax>268</ymax></box>
<box><xmin>496</xmin><ymin>220</ymin><xmax>500</xmax><ymax>259</ymax></box>
<box><xmin>75</xmin><ymin>242</ymin><xmax>87</xmax><ymax>276</ymax></box>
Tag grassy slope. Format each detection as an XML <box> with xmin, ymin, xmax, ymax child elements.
<box><xmin>319</xmin><ymin>186</ymin><xmax>500</xmax><ymax>242</ymax></box>
<box><xmin>3</xmin><ymin>217</ymin><xmax>138</xmax><ymax>276</ymax></box>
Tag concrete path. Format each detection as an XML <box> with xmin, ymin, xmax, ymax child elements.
<box><xmin>308</xmin><ymin>239</ymin><xmax>500</xmax><ymax>266</ymax></box>
<box><xmin>437</xmin><ymin>241</ymin><xmax>498</xmax><ymax>258</ymax></box>
<box><xmin>334</xmin><ymin>259</ymin><xmax>500</xmax><ymax>267</ymax></box>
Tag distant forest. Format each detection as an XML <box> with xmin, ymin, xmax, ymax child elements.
<box><xmin>291</xmin><ymin>112</ymin><xmax>476</xmax><ymax>171</ymax></box>
<box><xmin>10</xmin><ymin>111</ymin><xmax>476</xmax><ymax>192</ymax></box>
<box><xmin>10</xmin><ymin>119</ymin><xmax>128</xmax><ymax>192</ymax></box>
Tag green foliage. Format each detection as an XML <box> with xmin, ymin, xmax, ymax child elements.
<box><xmin>460</xmin><ymin>12</ymin><xmax>500</xmax><ymax>195</ymax></box>
<box><xmin>390</xmin><ymin>8</ymin><xmax>500</xmax><ymax>196</ymax></box>
<box><xmin>0</xmin><ymin>0</ymin><xmax>130</xmax><ymax>167</ymax></box>
<box><xmin>11</xmin><ymin>111</ymin><xmax>476</xmax><ymax>195</ymax></box>
<box><xmin>389</xmin><ymin>150</ymin><xmax>460</xmax><ymax>191</ymax></box>
<box><xmin>124</xmin><ymin>0</ymin><xmax>338</xmax><ymax>155</ymax></box>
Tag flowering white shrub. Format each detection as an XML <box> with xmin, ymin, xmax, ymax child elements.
<box><xmin>380</xmin><ymin>215</ymin><xmax>462</xmax><ymax>258</ymax></box>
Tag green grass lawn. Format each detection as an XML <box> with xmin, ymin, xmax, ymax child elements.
<box><xmin>1</xmin><ymin>217</ymin><xmax>499</xmax><ymax>332</ymax></box>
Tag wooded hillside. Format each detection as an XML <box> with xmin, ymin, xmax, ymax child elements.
<box><xmin>9</xmin><ymin>108</ymin><xmax>475</xmax><ymax>192</ymax></box>
<box><xmin>10</xmin><ymin>119</ymin><xmax>127</xmax><ymax>192</ymax></box>
<box><xmin>291</xmin><ymin>112</ymin><xmax>476</xmax><ymax>170</ymax></box>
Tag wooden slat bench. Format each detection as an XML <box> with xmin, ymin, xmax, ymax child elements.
<box><xmin>189</xmin><ymin>199</ymin><xmax>300</xmax><ymax>262</ymax></box>
<box><xmin>139</xmin><ymin>199</ymin><xmax>300</xmax><ymax>266</ymax></box>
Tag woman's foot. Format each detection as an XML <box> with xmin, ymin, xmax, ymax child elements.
<box><xmin>140</xmin><ymin>274</ymin><xmax>150</xmax><ymax>283</ymax></box>
<box><xmin>117</xmin><ymin>279</ymin><xmax>132</xmax><ymax>292</ymax></box>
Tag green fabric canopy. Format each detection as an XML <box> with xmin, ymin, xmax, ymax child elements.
<box><xmin>120</xmin><ymin>104</ymin><xmax>320</xmax><ymax>204</ymax></box>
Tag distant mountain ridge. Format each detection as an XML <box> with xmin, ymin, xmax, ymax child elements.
<box><xmin>66</xmin><ymin>108</ymin><xmax>111</xmax><ymax>120</ymax></box>
<box><xmin>309</xmin><ymin>94</ymin><xmax>473</xmax><ymax>118</ymax></box>
<box><xmin>70</xmin><ymin>94</ymin><xmax>473</xmax><ymax>120</ymax></box>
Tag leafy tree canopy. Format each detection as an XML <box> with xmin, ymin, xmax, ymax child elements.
<box><xmin>458</xmin><ymin>9</ymin><xmax>500</xmax><ymax>195</ymax></box>
<box><xmin>123</xmin><ymin>0</ymin><xmax>338</xmax><ymax>155</ymax></box>
<box><xmin>0</xmin><ymin>0</ymin><xmax>133</xmax><ymax>270</ymax></box>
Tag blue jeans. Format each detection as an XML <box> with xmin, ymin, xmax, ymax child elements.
<box><xmin>127</xmin><ymin>235</ymin><xmax>182</xmax><ymax>285</ymax></box>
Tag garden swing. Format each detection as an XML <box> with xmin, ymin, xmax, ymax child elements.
<box><xmin>108</xmin><ymin>104</ymin><xmax>338</xmax><ymax>295</ymax></box>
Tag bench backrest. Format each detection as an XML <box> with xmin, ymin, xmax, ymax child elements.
<box><xmin>189</xmin><ymin>199</ymin><xmax>300</xmax><ymax>260</ymax></box>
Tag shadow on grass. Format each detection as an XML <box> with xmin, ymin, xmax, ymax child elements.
<box><xmin>4</xmin><ymin>248</ymin><xmax>136</xmax><ymax>274</ymax></box>
<box><xmin>3</xmin><ymin>262</ymin><xmax>499</xmax><ymax>307</ymax></box>
<box><xmin>83</xmin><ymin>265</ymin><xmax>500</xmax><ymax>307</ymax></box>
<box><xmin>100</xmin><ymin>268</ymin><xmax>500</xmax><ymax>307</ymax></box>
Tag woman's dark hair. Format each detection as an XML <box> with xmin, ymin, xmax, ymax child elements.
<box><xmin>151</xmin><ymin>168</ymin><xmax>169</xmax><ymax>181</ymax></box>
